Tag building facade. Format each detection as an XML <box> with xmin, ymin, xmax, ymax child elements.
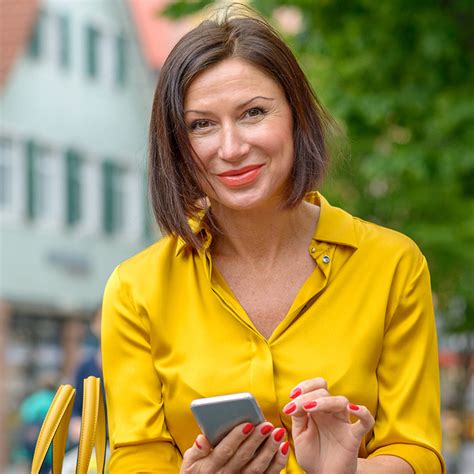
<box><xmin>0</xmin><ymin>0</ymin><xmax>157</xmax><ymax>469</ymax></box>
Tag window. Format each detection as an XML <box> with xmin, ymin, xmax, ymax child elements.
<box><xmin>26</xmin><ymin>141</ymin><xmax>55</xmax><ymax>222</ymax></box>
<box><xmin>102</xmin><ymin>161</ymin><xmax>125</xmax><ymax>234</ymax></box>
<box><xmin>116</xmin><ymin>33</ymin><xmax>127</xmax><ymax>86</ymax></box>
<box><xmin>0</xmin><ymin>138</ymin><xmax>13</xmax><ymax>210</ymax></box>
<box><xmin>65</xmin><ymin>149</ymin><xmax>82</xmax><ymax>226</ymax></box>
<box><xmin>85</xmin><ymin>25</ymin><xmax>101</xmax><ymax>78</ymax></box>
<box><xmin>26</xmin><ymin>141</ymin><xmax>35</xmax><ymax>219</ymax></box>
<box><xmin>0</xmin><ymin>136</ymin><xmax>24</xmax><ymax>221</ymax></box>
<box><xmin>58</xmin><ymin>14</ymin><xmax>70</xmax><ymax>69</ymax></box>
<box><xmin>28</xmin><ymin>10</ymin><xmax>45</xmax><ymax>59</ymax></box>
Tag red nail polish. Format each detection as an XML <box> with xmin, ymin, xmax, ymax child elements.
<box><xmin>243</xmin><ymin>423</ymin><xmax>254</xmax><ymax>434</ymax></box>
<box><xmin>274</xmin><ymin>427</ymin><xmax>286</xmax><ymax>442</ymax></box>
<box><xmin>195</xmin><ymin>439</ymin><xmax>202</xmax><ymax>449</ymax></box>
<box><xmin>289</xmin><ymin>387</ymin><xmax>302</xmax><ymax>399</ymax></box>
<box><xmin>283</xmin><ymin>402</ymin><xmax>296</xmax><ymax>414</ymax></box>
<box><xmin>260</xmin><ymin>424</ymin><xmax>273</xmax><ymax>435</ymax></box>
<box><xmin>303</xmin><ymin>401</ymin><xmax>317</xmax><ymax>409</ymax></box>
<box><xmin>348</xmin><ymin>403</ymin><xmax>360</xmax><ymax>411</ymax></box>
<box><xmin>281</xmin><ymin>441</ymin><xmax>290</xmax><ymax>455</ymax></box>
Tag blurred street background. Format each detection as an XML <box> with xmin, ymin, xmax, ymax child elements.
<box><xmin>0</xmin><ymin>0</ymin><xmax>473</xmax><ymax>472</ymax></box>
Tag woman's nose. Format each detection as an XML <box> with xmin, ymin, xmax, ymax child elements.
<box><xmin>217</xmin><ymin>125</ymin><xmax>250</xmax><ymax>161</ymax></box>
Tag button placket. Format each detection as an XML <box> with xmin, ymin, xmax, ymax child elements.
<box><xmin>271</xmin><ymin>245</ymin><xmax>335</xmax><ymax>342</ymax></box>
<box><xmin>316</xmin><ymin>245</ymin><xmax>335</xmax><ymax>279</ymax></box>
<box><xmin>308</xmin><ymin>242</ymin><xmax>330</xmax><ymax>262</ymax></box>
<box><xmin>250</xmin><ymin>338</ymin><xmax>281</xmax><ymax>427</ymax></box>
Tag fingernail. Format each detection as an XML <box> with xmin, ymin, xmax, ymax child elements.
<box><xmin>303</xmin><ymin>401</ymin><xmax>317</xmax><ymax>409</ymax></box>
<box><xmin>195</xmin><ymin>439</ymin><xmax>202</xmax><ymax>449</ymax></box>
<box><xmin>283</xmin><ymin>402</ymin><xmax>296</xmax><ymax>414</ymax></box>
<box><xmin>260</xmin><ymin>424</ymin><xmax>273</xmax><ymax>435</ymax></box>
<box><xmin>289</xmin><ymin>387</ymin><xmax>302</xmax><ymax>399</ymax></box>
<box><xmin>348</xmin><ymin>403</ymin><xmax>360</xmax><ymax>411</ymax></box>
<box><xmin>281</xmin><ymin>441</ymin><xmax>290</xmax><ymax>455</ymax></box>
<box><xmin>242</xmin><ymin>423</ymin><xmax>254</xmax><ymax>434</ymax></box>
<box><xmin>274</xmin><ymin>427</ymin><xmax>286</xmax><ymax>442</ymax></box>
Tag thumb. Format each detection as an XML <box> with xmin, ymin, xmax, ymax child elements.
<box><xmin>283</xmin><ymin>401</ymin><xmax>309</xmax><ymax>437</ymax></box>
<box><xmin>347</xmin><ymin>404</ymin><xmax>375</xmax><ymax>440</ymax></box>
<box><xmin>182</xmin><ymin>434</ymin><xmax>212</xmax><ymax>465</ymax></box>
<box><xmin>289</xmin><ymin>411</ymin><xmax>309</xmax><ymax>438</ymax></box>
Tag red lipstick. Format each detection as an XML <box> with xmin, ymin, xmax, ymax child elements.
<box><xmin>217</xmin><ymin>164</ymin><xmax>264</xmax><ymax>187</ymax></box>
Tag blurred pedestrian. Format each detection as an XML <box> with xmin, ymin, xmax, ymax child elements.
<box><xmin>69</xmin><ymin>306</ymin><xmax>104</xmax><ymax>445</ymax></box>
<box><xmin>19</xmin><ymin>371</ymin><xmax>58</xmax><ymax>473</ymax></box>
<box><xmin>442</xmin><ymin>409</ymin><xmax>463</xmax><ymax>473</ymax></box>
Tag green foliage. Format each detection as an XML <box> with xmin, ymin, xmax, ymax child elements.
<box><xmin>162</xmin><ymin>0</ymin><xmax>214</xmax><ymax>18</ymax></box>
<box><xmin>164</xmin><ymin>0</ymin><xmax>474</xmax><ymax>332</ymax></box>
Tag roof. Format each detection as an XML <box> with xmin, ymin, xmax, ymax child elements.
<box><xmin>0</xmin><ymin>0</ymin><xmax>39</xmax><ymax>88</ymax></box>
<box><xmin>127</xmin><ymin>0</ymin><xmax>193</xmax><ymax>70</ymax></box>
<box><xmin>0</xmin><ymin>0</ymin><xmax>189</xmax><ymax>88</ymax></box>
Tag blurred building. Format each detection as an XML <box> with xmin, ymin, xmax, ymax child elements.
<box><xmin>0</xmin><ymin>0</ymin><xmax>190</xmax><ymax>469</ymax></box>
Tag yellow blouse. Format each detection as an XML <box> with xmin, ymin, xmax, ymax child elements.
<box><xmin>102</xmin><ymin>192</ymin><xmax>444</xmax><ymax>473</ymax></box>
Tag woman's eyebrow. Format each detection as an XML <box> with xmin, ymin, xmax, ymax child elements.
<box><xmin>184</xmin><ymin>109</ymin><xmax>212</xmax><ymax>116</ymax></box>
<box><xmin>184</xmin><ymin>96</ymin><xmax>275</xmax><ymax>115</ymax></box>
<box><xmin>240</xmin><ymin>96</ymin><xmax>275</xmax><ymax>108</ymax></box>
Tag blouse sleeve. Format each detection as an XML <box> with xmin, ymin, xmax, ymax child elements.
<box><xmin>101</xmin><ymin>265</ymin><xmax>182</xmax><ymax>472</ymax></box>
<box><xmin>366</xmin><ymin>252</ymin><xmax>445</xmax><ymax>473</ymax></box>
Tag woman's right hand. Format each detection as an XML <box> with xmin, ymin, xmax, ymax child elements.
<box><xmin>180</xmin><ymin>422</ymin><xmax>290</xmax><ymax>473</ymax></box>
<box><xmin>284</xmin><ymin>378</ymin><xmax>374</xmax><ymax>474</ymax></box>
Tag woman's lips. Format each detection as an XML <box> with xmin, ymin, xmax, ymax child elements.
<box><xmin>216</xmin><ymin>165</ymin><xmax>264</xmax><ymax>187</ymax></box>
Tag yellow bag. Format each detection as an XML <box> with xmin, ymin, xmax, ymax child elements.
<box><xmin>31</xmin><ymin>376</ymin><xmax>107</xmax><ymax>474</ymax></box>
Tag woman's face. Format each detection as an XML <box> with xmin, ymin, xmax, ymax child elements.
<box><xmin>184</xmin><ymin>58</ymin><xmax>294</xmax><ymax>212</ymax></box>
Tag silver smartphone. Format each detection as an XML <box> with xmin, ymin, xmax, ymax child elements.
<box><xmin>191</xmin><ymin>392</ymin><xmax>265</xmax><ymax>447</ymax></box>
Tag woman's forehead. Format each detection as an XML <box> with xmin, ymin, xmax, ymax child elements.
<box><xmin>184</xmin><ymin>58</ymin><xmax>283</xmax><ymax>109</ymax></box>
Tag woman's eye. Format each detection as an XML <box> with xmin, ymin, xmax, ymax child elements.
<box><xmin>246</xmin><ymin>107</ymin><xmax>264</xmax><ymax>118</ymax></box>
<box><xmin>191</xmin><ymin>120</ymin><xmax>210</xmax><ymax>130</ymax></box>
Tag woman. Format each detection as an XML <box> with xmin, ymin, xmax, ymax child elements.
<box><xmin>102</xmin><ymin>7</ymin><xmax>444</xmax><ymax>473</ymax></box>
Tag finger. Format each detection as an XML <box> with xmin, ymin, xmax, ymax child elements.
<box><xmin>285</xmin><ymin>403</ymin><xmax>309</xmax><ymax>436</ymax></box>
<box><xmin>241</xmin><ymin>427</ymin><xmax>286</xmax><ymax>473</ymax></box>
<box><xmin>224</xmin><ymin>422</ymin><xmax>274</xmax><ymax>471</ymax></box>
<box><xmin>347</xmin><ymin>403</ymin><xmax>375</xmax><ymax>439</ymax></box>
<box><xmin>285</xmin><ymin>388</ymin><xmax>330</xmax><ymax>414</ymax></box>
<box><xmin>302</xmin><ymin>395</ymin><xmax>350</xmax><ymax>414</ymax></box>
<box><xmin>210</xmin><ymin>422</ymin><xmax>255</xmax><ymax>467</ymax></box>
<box><xmin>265</xmin><ymin>441</ymin><xmax>290</xmax><ymax>473</ymax></box>
<box><xmin>283</xmin><ymin>390</ymin><xmax>337</xmax><ymax>436</ymax></box>
<box><xmin>282</xmin><ymin>388</ymin><xmax>329</xmax><ymax>418</ymax></box>
<box><xmin>289</xmin><ymin>377</ymin><xmax>328</xmax><ymax>399</ymax></box>
<box><xmin>181</xmin><ymin>434</ymin><xmax>211</xmax><ymax>466</ymax></box>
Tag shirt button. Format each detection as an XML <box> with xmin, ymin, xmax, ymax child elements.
<box><xmin>322</xmin><ymin>255</ymin><xmax>330</xmax><ymax>264</ymax></box>
<box><xmin>310</xmin><ymin>247</ymin><xmax>316</xmax><ymax>254</ymax></box>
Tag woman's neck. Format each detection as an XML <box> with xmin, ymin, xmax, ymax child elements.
<box><xmin>209</xmin><ymin>200</ymin><xmax>320</xmax><ymax>267</ymax></box>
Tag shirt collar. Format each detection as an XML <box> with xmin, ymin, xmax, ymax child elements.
<box><xmin>307</xmin><ymin>191</ymin><xmax>358</xmax><ymax>249</ymax></box>
<box><xmin>175</xmin><ymin>191</ymin><xmax>358</xmax><ymax>256</ymax></box>
<box><xmin>175</xmin><ymin>212</ymin><xmax>213</xmax><ymax>256</ymax></box>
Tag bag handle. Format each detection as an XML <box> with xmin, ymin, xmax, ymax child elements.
<box><xmin>76</xmin><ymin>376</ymin><xmax>107</xmax><ymax>474</ymax></box>
<box><xmin>31</xmin><ymin>377</ymin><xmax>107</xmax><ymax>474</ymax></box>
<box><xmin>31</xmin><ymin>384</ymin><xmax>76</xmax><ymax>474</ymax></box>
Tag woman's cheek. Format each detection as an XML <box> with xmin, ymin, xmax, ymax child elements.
<box><xmin>191</xmin><ymin>141</ymin><xmax>215</xmax><ymax>171</ymax></box>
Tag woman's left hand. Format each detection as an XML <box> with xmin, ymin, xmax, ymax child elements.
<box><xmin>283</xmin><ymin>378</ymin><xmax>375</xmax><ymax>474</ymax></box>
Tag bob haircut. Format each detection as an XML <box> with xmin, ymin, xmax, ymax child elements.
<box><xmin>149</xmin><ymin>5</ymin><xmax>334</xmax><ymax>250</ymax></box>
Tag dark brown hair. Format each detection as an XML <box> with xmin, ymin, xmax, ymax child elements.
<box><xmin>149</xmin><ymin>5</ymin><xmax>333</xmax><ymax>249</ymax></box>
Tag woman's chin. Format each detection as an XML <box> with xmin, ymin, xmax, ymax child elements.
<box><xmin>209</xmin><ymin>192</ymin><xmax>282</xmax><ymax>214</ymax></box>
